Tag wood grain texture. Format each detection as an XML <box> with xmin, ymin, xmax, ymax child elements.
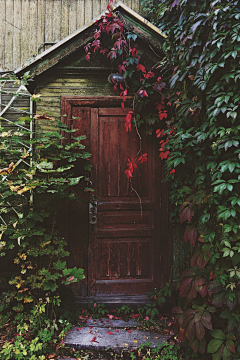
<box><xmin>29</xmin><ymin>0</ymin><xmax>37</xmax><ymax>58</ymax></box>
<box><xmin>53</xmin><ymin>0</ymin><xmax>61</xmax><ymax>42</ymax></box>
<box><xmin>13</xmin><ymin>0</ymin><xmax>22</xmax><ymax>69</ymax></box>
<box><xmin>45</xmin><ymin>0</ymin><xmax>53</xmax><ymax>49</ymax></box>
<box><xmin>84</xmin><ymin>0</ymin><xmax>93</xmax><ymax>23</ymax></box>
<box><xmin>21</xmin><ymin>0</ymin><xmax>30</xmax><ymax>66</ymax></box>
<box><xmin>2</xmin><ymin>0</ymin><xmax>141</xmax><ymax>70</ymax></box>
<box><xmin>0</xmin><ymin>0</ymin><xmax>6</xmax><ymax>70</ymax></box>
<box><xmin>5</xmin><ymin>0</ymin><xmax>14</xmax><ymax>70</ymax></box>
<box><xmin>61</xmin><ymin>0</ymin><xmax>69</xmax><ymax>39</ymax></box>
<box><xmin>37</xmin><ymin>0</ymin><xmax>45</xmax><ymax>54</ymax></box>
<box><xmin>69</xmin><ymin>0</ymin><xmax>77</xmax><ymax>35</ymax></box>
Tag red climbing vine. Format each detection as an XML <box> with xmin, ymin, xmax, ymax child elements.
<box><xmin>85</xmin><ymin>0</ymin><xmax>172</xmax><ymax>184</ymax></box>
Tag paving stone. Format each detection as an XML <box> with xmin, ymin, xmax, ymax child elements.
<box><xmin>63</xmin><ymin>318</ymin><xmax>169</xmax><ymax>352</ymax></box>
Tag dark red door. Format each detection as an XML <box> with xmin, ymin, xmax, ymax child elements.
<box><xmin>62</xmin><ymin>97</ymin><xmax>171</xmax><ymax>297</ymax></box>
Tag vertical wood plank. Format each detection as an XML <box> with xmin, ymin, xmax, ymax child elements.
<box><xmin>69</xmin><ymin>0</ymin><xmax>77</xmax><ymax>34</ymax></box>
<box><xmin>93</xmin><ymin>0</ymin><xmax>101</xmax><ymax>18</ymax></box>
<box><xmin>21</xmin><ymin>0</ymin><xmax>30</xmax><ymax>66</ymax></box>
<box><xmin>29</xmin><ymin>0</ymin><xmax>38</xmax><ymax>59</ymax></box>
<box><xmin>61</xmin><ymin>0</ymin><xmax>69</xmax><ymax>39</ymax></box>
<box><xmin>84</xmin><ymin>0</ymin><xmax>92</xmax><ymax>23</ymax></box>
<box><xmin>45</xmin><ymin>0</ymin><xmax>53</xmax><ymax>50</ymax></box>
<box><xmin>37</xmin><ymin>0</ymin><xmax>45</xmax><ymax>54</ymax></box>
<box><xmin>77</xmin><ymin>0</ymin><xmax>85</xmax><ymax>29</ymax></box>
<box><xmin>132</xmin><ymin>0</ymin><xmax>139</xmax><ymax>12</ymax></box>
<box><xmin>5</xmin><ymin>0</ymin><xmax>14</xmax><ymax>70</ymax></box>
<box><xmin>53</xmin><ymin>0</ymin><xmax>61</xmax><ymax>42</ymax></box>
<box><xmin>123</xmin><ymin>0</ymin><xmax>132</xmax><ymax>9</ymax></box>
<box><xmin>100</xmin><ymin>0</ymin><xmax>108</xmax><ymax>12</ymax></box>
<box><xmin>13</xmin><ymin>0</ymin><xmax>22</xmax><ymax>69</ymax></box>
<box><xmin>0</xmin><ymin>0</ymin><xmax>6</xmax><ymax>70</ymax></box>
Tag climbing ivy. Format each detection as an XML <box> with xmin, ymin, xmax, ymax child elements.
<box><xmin>139</xmin><ymin>0</ymin><xmax>240</xmax><ymax>358</ymax></box>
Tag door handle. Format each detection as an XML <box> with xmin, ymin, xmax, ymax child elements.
<box><xmin>89</xmin><ymin>196</ymin><xmax>97</xmax><ymax>224</ymax></box>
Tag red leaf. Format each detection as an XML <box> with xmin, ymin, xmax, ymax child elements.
<box><xmin>226</xmin><ymin>340</ymin><xmax>236</xmax><ymax>354</ymax></box>
<box><xmin>191</xmin><ymin>338</ymin><xmax>199</xmax><ymax>353</ymax></box>
<box><xmin>179</xmin><ymin>328</ymin><xmax>186</xmax><ymax>342</ymax></box>
<box><xmin>121</xmin><ymin>101</ymin><xmax>125</xmax><ymax>110</ymax></box>
<box><xmin>90</xmin><ymin>326</ymin><xmax>93</xmax><ymax>329</ymax></box>
<box><xmin>184</xmin><ymin>227</ymin><xmax>197</xmax><ymax>246</ymax></box>
<box><xmin>136</xmin><ymin>63</ymin><xmax>146</xmax><ymax>73</ymax></box>
<box><xmin>127</xmin><ymin>330</ymin><xmax>131</xmax><ymax>333</ymax></box>
<box><xmin>138</xmin><ymin>153</ymin><xmax>147</xmax><ymax>163</ymax></box>
<box><xmin>186</xmin><ymin>319</ymin><xmax>196</xmax><ymax>341</ymax></box>
<box><xmin>172</xmin><ymin>306</ymin><xmax>182</xmax><ymax>314</ymax></box>
<box><xmin>90</xmin><ymin>336</ymin><xmax>99</xmax><ymax>343</ymax></box>
<box><xmin>180</xmin><ymin>206</ymin><xmax>194</xmax><ymax>224</ymax></box>
<box><xmin>115</xmin><ymin>329</ymin><xmax>119</xmax><ymax>333</ymax></box>
<box><xmin>180</xmin><ymin>277</ymin><xmax>192</xmax><ymax>297</ymax></box>
<box><xmin>107</xmin><ymin>331</ymin><xmax>114</xmax><ymax>335</ymax></box>
<box><xmin>201</xmin><ymin>319</ymin><xmax>212</xmax><ymax>330</ymax></box>
<box><xmin>197</xmin><ymin>252</ymin><xmax>208</xmax><ymax>269</ymax></box>
<box><xmin>188</xmin><ymin>283</ymin><xmax>197</xmax><ymax>300</ymax></box>
<box><xmin>156</xmin><ymin>129</ymin><xmax>164</xmax><ymax>138</ymax></box>
<box><xmin>159</xmin><ymin>151</ymin><xmax>169</xmax><ymax>159</ymax></box>
<box><xmin>199</xmin><ymin>338</ymin><xmax>206</xmax><ymax>354</ymax></box>
<box><xmin>195</xmin><ymin>321</ymin><xmax>205</xmax><ymax>341</ymax></box>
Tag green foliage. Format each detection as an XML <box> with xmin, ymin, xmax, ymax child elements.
<box><xmin>140</xmin><ymin>0</ymin><xmax>240</xmax><ymax>358</ymax></box>
<box><xmin>0</xmin><ymin>88</ymin><xmax>90</xmax><ymax>358</ymax></box>
<box><xmin>87</xmin><ymin>302</ymin><xmax>109</xmax><ymax>318</ymax></box>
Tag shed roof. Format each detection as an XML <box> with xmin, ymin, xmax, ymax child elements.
<box><xmin>15</xmin><ymin>2</ymin><xmax>166</xmax><ymax>79</ymax></box>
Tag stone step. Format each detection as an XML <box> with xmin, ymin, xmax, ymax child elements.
<box><xmin>63</xmin><ymin>317</ymin><xmax>170</xmax><ymax>353</ymax></box>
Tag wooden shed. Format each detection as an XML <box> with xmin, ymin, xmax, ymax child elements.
<box><xmin>15</xmin><ymin>2</ymin><xmax>173</xmax><ymax>304</ymax></box>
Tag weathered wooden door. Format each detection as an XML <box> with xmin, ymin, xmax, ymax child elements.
<box><xmin>62</xmin><ymin>97</ymin><xmax>171</xmax><ymax>298</ymax></box>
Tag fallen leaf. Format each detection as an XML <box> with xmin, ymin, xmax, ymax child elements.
<box><xmin>123</xmin><ymin>343</ymin><xmax>128</xmax><ymax>347</ymax></box>
<box><xmin>133</xmin><ymin>340</ymin><xmax>138</xmax><ymax>343</ymax></box>
<box><xmin>75</xmin><ymin>327</ymin><xmax>81</xmax><ymax>331</ymax></box>
<box><xmin>127</xmin><ymin>330</ymin><xmax>131</xmax><ymax>333</ymax></box>
<box><xmin>48</xmin><ymin>354</ymin><xmax>56</xmax><ymax>359</ymax></box>
<box><xmin>144</xmin><ymin>336</ymin><xmax>149</xmax><ymax>339</ymax></box>
<box><xmin>107</xmin><ymin>331</ymin><xmax>113</xmax><ymax>335</ymax></box>
<box><xmin>90</xmin><ymin>326</ymin><xmax>93</xmax><ymax>329</ymax></box>
<box><xmin>115</xmin><ymin>329</ymin><xmax>119</xmax><ymax>333</ymax></box>
<box><xmin>90</xmin><ymin>336</ymin><xmax>99</xmax><ymax>343</ymax></box>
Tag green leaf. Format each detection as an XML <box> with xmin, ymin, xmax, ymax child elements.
<box><xmin>211</xmin><ymin>329</ymin><xmax>226</xmax><ymax>340</ymax></box>
<box><xmin>207</xmin><ymin>339</ymin><xmax>224</xmax><ymax>353</ymax></box>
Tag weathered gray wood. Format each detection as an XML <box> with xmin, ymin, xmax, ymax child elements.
<box><xmin>53</xmin><ymin>0</ymin><xmax>61</xmax><ymax>42</ymax></box>
<box><xmin>61</xmin><ymin>0</ymin><xmax>69</xmax><ymax>39</ymax></box>
<box><xmin>69</xmin><ymin>0</ymin><xmax>78</xmax><ymax>34</ymax></box>
<box><xmin>21</xmin><ymin>0</ymin><xmax>30</xmax><ymax>66</ymax></box>
<box><xmin>2</xmin><ymin>0</ymin><xmax>141</xmax><ymax>71</ymax></box>
<box><xmin>5</xmin><ymin>0</ymin><xmax>14</xmax><ymax>70</ymax></box>
<box><xmin>0</xmin><ymin>0</ymin><xmax>6</xmax><ymax>70</ymax></box>
<box><xmin>77</xmin><ymin>0</ymin><xmax>85</xmax><ymax>29</ymax></box>
<box><xmin>93</xmin><ymin>0</ymin><xmax>101</xmax><ymax>18</ymax></box>
<box><xmin>29</xmin><ymin>0</ymin><xmax>38</xmax><ymax>58</ymax></box>
<box><xmin>45</xmin><ymin>0</ymin><xmax>53</xmax><ymax>50</ymax></box>
<box><xmin>37</xmin><ymin>0</ymin><xmax>45</xmax><ymax>54</ymax></box>
<box><xmin>13</xmin><ymin>0</ymin><xmax>22</xmax><ymax>69</ymax></box>
<box><xmin>84</xmin><ymin>0</ymin><xmax>93</xmax><ymax>23</ymax></box>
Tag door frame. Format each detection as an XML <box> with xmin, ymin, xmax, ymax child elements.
<box><xmin>61</xmin><ymin>96</ymin><xmax>172</xmax><ymax>300</ymax></box>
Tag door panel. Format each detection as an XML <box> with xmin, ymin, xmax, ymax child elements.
<box><xmin>89</xmin><ymin>107</ymin><xmax>159</xmax><ymax>296</ymax></box>
<box><xmin>61</xmin><ymin>97</ymin><xmax>171</xmax><ymax>298</ymax></box>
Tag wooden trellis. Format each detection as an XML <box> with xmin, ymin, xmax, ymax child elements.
<box><xmin>0</xmin><ymin>80</ymin><xmax>32</xmax><ymax>226</ymax></box>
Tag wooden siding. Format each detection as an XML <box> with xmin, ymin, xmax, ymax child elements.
<box><xmin>0</xmin><ymin>0</ymin><xmax>140</xmax><ymax>72</ymax></box>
